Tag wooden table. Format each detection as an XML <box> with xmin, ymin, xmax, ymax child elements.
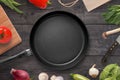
<box><xmin>0</xmin><ymin>0</ymin><xmax>120</xmax><ymax>80</ymax></box>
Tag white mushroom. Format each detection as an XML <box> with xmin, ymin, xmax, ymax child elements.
<box><xmin>38</xmin><ymin>72</ymin><xmax>49</xmax><ymax>80</ymax></box>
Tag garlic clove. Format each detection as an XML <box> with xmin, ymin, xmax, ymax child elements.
<box><xmin>50</xmin><ymin>75</ymin><xmax>57</xmax><ymax>80</ymax></box>
<box><xmin>89</xmin><ymin>64</ymin><xmax>99</xmax><ymax>78</ymax></box>
<box><xmin>38</xmin><ymin>72</ymin><xmax>49</xmax><ymax>80</ymax></box>
<box><xmin>55</xmin><ymin>76</ymin><xmax>64</xmax><ymax>80</ymax></box>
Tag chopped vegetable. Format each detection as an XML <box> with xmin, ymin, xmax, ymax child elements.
<box><xmin>70</xmin><ymin>73</ymin><xmax>90</xmax><ymax>80</ymax></box>
<box><xmin>103</xmin><ymin>5</ymin><xmax>120</xmax><ymax>25</ymax></box>
<box><xmin>0</xmin><ymin>26</ymin><xmax>12</xmax><ymax>44</ymax></box>
<box><xmin>99</xmin><ymin>64</ymin><xmax>120</xmax><ymax>80</ymax></box>
<box><xmin>89</xmin><ymin>64</ymin><xmax>99</xmax><ymax>78</ymax></box>
<box><xmin>0</xmin><ymin>0</ymin><xmax>23</xmax><ymax>14</ymax></box>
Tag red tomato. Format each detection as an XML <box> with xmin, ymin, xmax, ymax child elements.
<box><xmin>0</xmin><ymin>26</ymin><xmax>12</xmax><ymax>44</ymax></box>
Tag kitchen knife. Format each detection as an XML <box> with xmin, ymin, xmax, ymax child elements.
<box><xmin>102</xmin><ymin>35</ymin><xmax>120</xmax><ymax>63</ymax></box>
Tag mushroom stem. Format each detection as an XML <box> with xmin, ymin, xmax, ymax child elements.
<box><xmin>102</xmin><ymin>27</ymin><xmax>120</xmax><ymax>39</ymax></box>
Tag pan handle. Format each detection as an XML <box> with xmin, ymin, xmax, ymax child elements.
<box><xmin>0</xmin><ymin>49</ymin><xmax>32</xmax><ymax>64</ymax></box>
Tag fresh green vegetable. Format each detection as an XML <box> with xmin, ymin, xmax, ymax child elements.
<box><xmin>99</xmin><ymin>64</ymin><xmax>120</xmax><ymax>80</ymax></box>
<box><xmin>70</xmin><ymin>73</ymin><xmax>90</xmax><ymax>80</ymax></box>
<box><xmin>103</xmin><ymin>5</ymin><xmax>120</xmax><ymax>25</ymax></box>
<box><xmin>0</xmin><ymin>0</ymin><xmax>23</xmax><ymax>14</ymax></box>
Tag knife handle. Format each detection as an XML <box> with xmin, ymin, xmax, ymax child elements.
<box><xmin>101</xmin><ymin>41</ymin><xmax>119</xmax><ymax>63</ymax></box>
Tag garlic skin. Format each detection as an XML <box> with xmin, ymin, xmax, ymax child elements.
<box><xmin>89</xmin><ymin>64</ymin><xmax>99</xmax><ymax>78</ymax></box>
<box><xmin>38</xmin><ymin>72</ymin><xmax>49</xmax><ymax>80</ymax></box>
<box><xmin>50</xmin><ymin>75</ymin><xmax>57</xmax><ymax>80</ymax></box>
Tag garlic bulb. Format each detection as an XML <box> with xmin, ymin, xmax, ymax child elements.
<box><xmin>38</xmin><ymin>72</ymin><xmax>49</xmax><ymax>80</ymax></box>
<box><xmin>89</xmin><ymin>64</ymin><xmax>99</xmax><ymax>78</ymax></box>
<box><xmin>50</xmin><ymin>75</ymin><xmax>57</xmax><ymax>80</ymax></box>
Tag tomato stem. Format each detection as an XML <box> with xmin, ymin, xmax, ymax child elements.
<box><xmin>0</xmin><ymin>31</ymin><xmax>4</xmax><ymax>39</ymax></box>
<box><xmin>47</xmin><ymin>1</ymin><xmax>51</xmax><ymax>5</ymax></box>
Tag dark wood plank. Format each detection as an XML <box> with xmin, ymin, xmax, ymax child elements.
<box><xmin>86</xmin><ymin>25</ymin><xmax>120</xmax><ymax>55</ymax></box>
<box><xmin>0</xmin><ymin>0</ymin><xmax>119</xmax><ymax>25</ymax></box>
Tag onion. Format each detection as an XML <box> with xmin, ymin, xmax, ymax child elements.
<box><xmin>10</xmin><ymin>68</ymin><xmax>30</xmax><ymax>80</ymax></box>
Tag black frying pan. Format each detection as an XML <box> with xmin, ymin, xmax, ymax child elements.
<box><xmin>0</xmin><ymin>11</ymin><xmax>88</xmax><ymax>70</ymax></box>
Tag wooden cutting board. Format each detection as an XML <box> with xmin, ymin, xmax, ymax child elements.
<box><xmin>82</xmin><ymin>0</ymin><xmax>111</xmax><ymax>12</ymax></box>
<box><xmin>0</xmin><ymin>5</ymin><xmax>22</xmax><ymax>55</ymax></box>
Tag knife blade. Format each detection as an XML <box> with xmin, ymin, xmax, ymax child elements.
<box><xmin>101</xmin><ymin>35</ymin><xmax>120</xmax><ymax>63</ymax></box>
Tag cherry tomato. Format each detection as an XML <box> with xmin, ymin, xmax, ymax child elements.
<box><xmin>0</xmin><ymin>26</ymin><xmax>12</xmax><ymax>44</ymax></box>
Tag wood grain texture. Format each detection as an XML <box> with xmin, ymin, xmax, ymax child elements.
<box><xmin>0</xmin><ymin>0</ymin><xmax>120</xmax><ymax>80</ymax></box>
<box><xmin>0</xmin><ymin>6</ymin><xmax>22</xmax><ymax>55</ymax></box>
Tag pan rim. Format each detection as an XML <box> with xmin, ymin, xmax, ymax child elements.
<box><xmin>30</xmin><ymin>11</ymin><xmax>89</xmax><ymax>70</ymax></box>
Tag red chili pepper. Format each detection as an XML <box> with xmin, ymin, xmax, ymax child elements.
<box><xmin>29</xmin><ymin>0</ymin><xmax>50</xmax><ymax>9</ymax></box>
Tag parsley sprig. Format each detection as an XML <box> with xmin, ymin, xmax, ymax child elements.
<box><xmin>103</xmin><ymin>5</ymin><xmax>120</xmax><ymax>25</ymax></box>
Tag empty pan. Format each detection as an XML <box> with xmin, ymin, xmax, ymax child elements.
<box><xmin>0</xmin><ymin>11</ymin><xmax>89</xmax><ymax>70</ymax></box>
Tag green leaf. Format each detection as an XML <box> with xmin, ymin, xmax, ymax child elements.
<box><xmin>102</xmin><ymin>5</ymin><xmax>120</xmax><ymax>25</ymax></box>
<box><xmin>102</xmin><ymin>11</ymin><xmax>116</xmax><ymax>21</ymax></box>
<box><xmin>0</xmin><ymin>0</ymin><xmax>23</xmax><ymax>14</ymax></box>
<box><xmin>104</xmin><ymin>77</ymin><xmax>113</xmax><ymax>80</ymax></box>
<box><xmin>110</xmin><ymin>12</ymin><xmax>120</xmax><ymax>25</ymax></box>
<box><xmin>0</xmin><ymin>0</ymin><xmax>14</xmax><ymax>9</ymax></box>
<box><xmin>9</xmin><ymin>0</ymin><xmax>21</xmax><ymax>6</ymax></box>
<box><xmin>99</xmin><ymin>64</ymin><xmax>118</xmax><ymax>80</ymax></box>
<box><xmin>6</xmin><ymin>0</ymin><xmax>23</xmax><ymax>14</ymax></box>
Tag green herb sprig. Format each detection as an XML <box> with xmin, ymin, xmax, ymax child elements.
<box><xmin>103</xmin><ymin>5</ymin><xmax>120</xmax><ymax>25</ymax></box>
<box><xmin>0</xmin><ymin>0</ymin><xmax>23</xmax><ymax>14</ymax></box>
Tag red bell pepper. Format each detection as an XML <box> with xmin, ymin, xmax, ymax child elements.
<box><xmin>29</xmin><ymin>0</ymin><xmax>50</xmax><ymax>9</ymax></box>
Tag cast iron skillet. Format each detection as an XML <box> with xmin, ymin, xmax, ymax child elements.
<box><xmin>0</xmin><ymin>11</ymin><xmax>88</xmax><ymax>70</ymax></box>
